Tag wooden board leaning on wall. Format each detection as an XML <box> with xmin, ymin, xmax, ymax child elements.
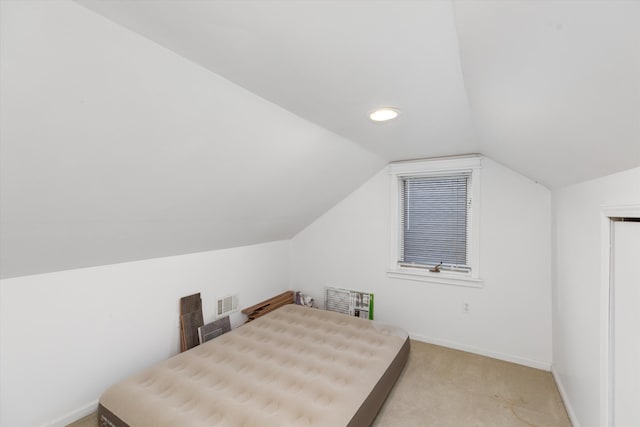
<box><xmin>180</xmin><ymin>293</ymin><xmax>203</xmax><ymax>352</ymax></box>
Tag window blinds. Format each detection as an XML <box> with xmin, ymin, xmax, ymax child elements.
<box><xmin>399</xmin><ymin>173</ymin><xmax>471</xmax><ymax>272</ymax></box>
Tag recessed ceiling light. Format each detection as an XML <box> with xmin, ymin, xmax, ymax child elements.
<box><xmin>369</xmin><ymin>108</ymin><xmax>399</xmax><ymax>122</ymax></box>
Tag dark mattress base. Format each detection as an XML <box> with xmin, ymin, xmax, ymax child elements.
<box><xmin>348</xmin><ymin>336</ymin><xmax>410</xmax><ymax>427</ymax></box>
<box><xmin>99</xmin><ymin>337</ymin><xmax>410</xmax><ymax>427</ymax></box>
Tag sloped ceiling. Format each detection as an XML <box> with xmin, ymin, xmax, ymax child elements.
<box><xmin>76</xmin><ymin>0</ymin><xmax>479</xmax><ymax>161</ymax></box>
<box><xmin>454</xmin><ymin>0</ymin><xmax>640</xmax><ymax>187</ymax></box>
<box><xmin>76</xmin><ymin>0</ymin><xmax>640</xmax><ymax>187</ymax></box>
<box><xmin>1</xmin><ymin>0</ymin><xmax>638</xmax><ymax>278</ymax></box>
<box><xmin>0</xmin><ymin>0</ymin><xmax>385</xmax><ymax>278</ymax></box>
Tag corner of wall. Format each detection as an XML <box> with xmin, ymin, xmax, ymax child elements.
<box><xmin>551</xmin><ymin>366</ymin><xmax>581</xmax><ymax>427</ymax></box>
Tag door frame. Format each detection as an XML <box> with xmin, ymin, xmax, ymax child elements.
<box><xmin>600</xmin><ymin>203</ymin><xmax>640</xmax><ymax>427</ymax></box>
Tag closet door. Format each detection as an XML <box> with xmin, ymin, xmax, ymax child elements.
<box><xmin>613</xmin><ymin>221</ymin><xmax>640</xmax><ymax>427</ymax></box>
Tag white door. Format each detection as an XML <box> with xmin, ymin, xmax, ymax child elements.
<box><xmin>613</xmin><ymin>221</ymin><xmax>640</xmax><ymax>427</ymax></box>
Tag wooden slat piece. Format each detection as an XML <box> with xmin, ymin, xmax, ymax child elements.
<box><xmin>241</xmin><ymin>291</ymin><xmax>294</xmax><ymax>322</ymax></box>
<box><xmin>198</xmin><ymin>316</ymin><xmax>231</xmax><ymax>344</ymax></box>
<box><xmin>179</xmin><ymin>293</ymin><xmax>203</xmax><ymax>352</ymax></box>
<box><xmin>181</xmin><ymin>311</ymin><xmax>203</xmax><ymax>351</ymax></box>
<box><xmin>180</xmin><ymin>293</ymin><xmax>202</xmax><ymax>316</ymax></box>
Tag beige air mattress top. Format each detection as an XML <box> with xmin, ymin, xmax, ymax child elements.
<box><xmin>99</xmin><ymin>304</ymin><xmax>408</xmax><ymax>427</ymax></box>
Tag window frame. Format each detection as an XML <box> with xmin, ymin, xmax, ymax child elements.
<box><xmin>387</xmin><ymin>156</ymin><xmax>483</xmax><ymax>287</ymax></box>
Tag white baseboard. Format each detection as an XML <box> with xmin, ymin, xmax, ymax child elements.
<box><xmin>41</xmin><ymin>399</ymin><xmax>98</xmax><ymax>427</ymax></box>
<box><xmin>409</xmin><ymin>332</ymin><xmax>552</xmax><ymax>371</ymax></box>
<box><xmin>552</xmin><ymin>366</ymin><xmax>580</xmax><ymax>427</ymax></box>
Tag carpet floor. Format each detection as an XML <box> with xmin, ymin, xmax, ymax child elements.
<box><xmin>68</xmin><ymin>340</ymin><xmax>571</xmax><ymax>427</ymax></box>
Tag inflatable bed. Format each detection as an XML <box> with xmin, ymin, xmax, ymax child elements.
<box><xmin>98</xmin><ymin>303</ymin><xmax>410</xmax><ymax>427</ymax></box>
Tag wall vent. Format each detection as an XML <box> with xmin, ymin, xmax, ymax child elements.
<box><xmin>216</xmin><ymin>294</ymin><xmax>239</xmax><ymax>318</ymax></box>
<box><xmin>325</xmin><ymin>286</ymin><xmax>374</xmax><ymax>320</ymax></box>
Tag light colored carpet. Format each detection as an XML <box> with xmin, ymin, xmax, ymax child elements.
<box><xmin>373</xmin><ymin>341</ymin><xmax>570</xmax><ymax>427</ymax></box>
<box><xmin>68</xmin><ymin>340</ymin><xmax>570</xmax><ymax>427</ymax></box>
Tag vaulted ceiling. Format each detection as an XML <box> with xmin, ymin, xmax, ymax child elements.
<box><xmin>1</xmin><ymin>0</ymin><xmax>638</xmax><ymax>278</ymax></box>
<box><xmin>77</xmin><ymin>0</ymin><xmax>478</xmax><ymax>162</ymax></box>
<box><xmin>76</xmin><ymin>0</ymin><xmax>640</xmax><ymax>187</ymax></box>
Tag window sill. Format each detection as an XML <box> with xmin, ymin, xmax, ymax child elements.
<box><xmin>387</xmin><ymin>268</ymin><xmax>483</xmax><ymax>288</ymax></box>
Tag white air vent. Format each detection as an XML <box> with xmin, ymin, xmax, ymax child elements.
<box><xmin>216</xmin><ymin>294</ymin><xmax>239</xmax><ymax>318</ymax></box>
<box><xmin>325</xmin><ymin>286</ymin><xmax>374</xmax><ymax>319</ymax></box>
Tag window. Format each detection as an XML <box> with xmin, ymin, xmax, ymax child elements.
<box><xmin>400</xmin><ymin>173</ymin><xmax>471</xmax><ymax>271</ymax></box>
<box><xmin>388</xmin><ymin>156</ymin><xmax>482</xmax><ymax>287</ymax></box>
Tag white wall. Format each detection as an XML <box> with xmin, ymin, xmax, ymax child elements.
<box><xmin>551</xmin><ymin>166</ymin><xmax>640</xmax><ymax>427</ymax></box>
<box><xmin>290</xmin><ymin>157</ymin><xmax>552</xmax><ymax>369</ymax></box>
<box><xmin>0</xmin><ymin>240</ymin><xmax>290</xmax><ymax>427</ymax></box>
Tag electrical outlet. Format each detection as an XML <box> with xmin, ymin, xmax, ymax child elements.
<box><xmin>462</xmin><ymin>302</ymin><xmax>470</xmax><ymax>314</ymax></box>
